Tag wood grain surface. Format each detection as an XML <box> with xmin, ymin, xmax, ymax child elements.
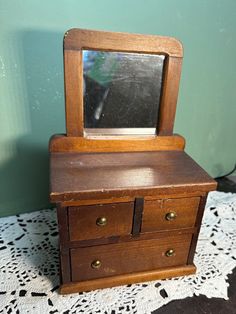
<box><xmin>187</xmin><ymin>195</ymin><xmax>208</xmax><ymax>264</ymax></box>
<box><xmin>68</xmin><ymin>202</ymin><xmax>134</xmax><ymax>241</ymax></box>
<box><xmin>60</xmin><ymin>264</ymin><xmax>196</xmax><ymax>294</ymax></box>
<box><xmin>70</xmin><ymin>234</ymin><xmax>192</xmax><ymax>282</ymax></box>
<box><xmin>50</xmin><ymin>151</ymin><xmax>216</xmax><ymax>202</ymax></box>
<box><xmin>64</xmin><ymin>28</ymin><xmax>183</xmax><ymax>56</ymax></box>
<box><xmin>142</xmin><ymin>197</ymin><xmax>200</xmax><ymax>233</ymax></box>
<box><xmin>49</xmin><ymin>134</ymin><xmax>185</xmax><ymax>153</ymax></box>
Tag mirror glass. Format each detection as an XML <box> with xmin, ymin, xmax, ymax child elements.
<box><xmin>83</xmin><ymin>50</ymin><xmax>165</xmax><ymax>135</ymax></box>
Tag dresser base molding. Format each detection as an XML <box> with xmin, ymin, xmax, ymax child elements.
<box><xmin>60</xmin><ymin>264</ymin><xmax>196</xmax><ymax>294</ymax></box>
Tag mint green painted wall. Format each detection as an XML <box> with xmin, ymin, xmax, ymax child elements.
<box><xmin>0</xmin><ymin>0</ymin><xmax>236</xmax><ymax>217</ymax></box>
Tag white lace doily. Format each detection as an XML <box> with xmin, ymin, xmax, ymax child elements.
<box><xmin>0</xmin><ymin>191</ymin><xmax>235</xmax><ymax>313</ymax></box>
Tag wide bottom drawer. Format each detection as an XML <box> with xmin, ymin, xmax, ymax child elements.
<box><xmin>70</xmin><ymin>234</ymin><xmax>192</xmax><ymax>282</ymax></box>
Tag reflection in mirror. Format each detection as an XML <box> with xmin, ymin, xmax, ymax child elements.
<box><xmin>83</xmin><ymin>50</ymin><xmax>165</xmax><ymax>134</ymax></box>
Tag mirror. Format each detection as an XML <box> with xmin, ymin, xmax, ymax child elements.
<box><xmin>83</xmin><ymin>50</ymin><xmax>165</xmax><ymax>135</ymax></box>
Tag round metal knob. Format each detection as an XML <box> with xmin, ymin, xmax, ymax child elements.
<box><xmin>165</xmin><ymin>249</ymin><xmax>175</xmax><ymax>257</ymax></box>
<box><xmin>96</xmin><ymin>217</ymin><xmax>107</xmax><ymax>226</ymax></box>
<box><xmin>91</xmin><ymin>260</ymin><xmax>102</xmax><ymax>269</ymax></box>
<box><xmin>165</xmin><ymin>211</ymin><xmax>177</xmax><ymax>221</ymax></box>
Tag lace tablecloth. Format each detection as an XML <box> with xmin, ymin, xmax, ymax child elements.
<box><xmin>0</xmin><ymin>191</ymin><xmax>236</xmax><ymax>313</ymax></box>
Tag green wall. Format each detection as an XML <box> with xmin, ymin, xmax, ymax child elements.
<box><xmin>0</xmin><ymin>0</ymin><xmax>236</xmax><ymax>217</ymax></box>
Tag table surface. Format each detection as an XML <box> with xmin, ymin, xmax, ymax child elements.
<box><xmin>50</xmin><ymin>150</ymin><xmax>216</xmax><ymax>202</ymax></box>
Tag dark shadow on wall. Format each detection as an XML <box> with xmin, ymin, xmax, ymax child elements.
<box><xmin>0</xmin><ymin>30</ymin><xmax>66</xmax><ymax>217</ymax></box>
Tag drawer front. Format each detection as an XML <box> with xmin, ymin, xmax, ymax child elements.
<box><xmin>142</xmin><ymin>197</ymin><xmax>200</xmax><ymax>233</ymax></box>
<box><xmin>70</xmin><ymin>234</ymin><xmax>192</xmax><ymax>282</ymax></box>
<box><xmin>68</xmin><ymin>202</ymin><xmax>134</xmax><ymax>241</ymax></box>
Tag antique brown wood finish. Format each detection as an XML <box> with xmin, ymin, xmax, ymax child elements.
<box><xmin>68</xmin><ymin>202</ymin><xmax>134</xmax><ymax>241</ymax></box>
<box><xmin>70</xmin><ymin>234</ymin><xmax>192</xmax><ymax>282</ymax></box>
<box><xmin>56</xmin><ymin>205</ymin><xmax>71</xmax><ymax>283</ymax></box>
<box><xmin>64</xmin><ymin>28</ymin><xmax>183</xmax><ymax>56</ymax></box>
<box><xmin>50</xmin><ymin>151</ymin><xmax>216</xmax><ymax>203</ymax></box>
<box><xmin>64</xmin><ymin>50</ymin><xmax>83</xmax><ymax>136</ymax></box>
<box><xmin>142</xmin><ymin>197</ymin><xmax>200</xmax><ymax>233</ymax></box>
<box><xmin>132</xmin><ymin>198</ymin><xmax>144</xmax><ymax>236</ymax></box>
<box><xmin>63</xmin><ymin>28</ymin><xmax>183</xmax><ymax>139</ymax></box>
<box><xmin>50</xmin><ymin>28</ymin><xmax>217</xmax><ymax>293</ymax></box>
<box><xmin>60</xmin><ymin>191</ymin><xmax>207</xmax><ymax>207</ymax></box>
<box><xmin>60</xmin><ymin>265</ymin><xmax>196</xmax><ymax>294</ymax></box>
<box><xmin>49</xmin><ymin>134</ymin><xmax>185</xmax><ymax>153</ymax></box>
<box><xmin>187</xmin><ymin>195</ymin><xmax>208</xmax><ymax>265</ymax></box>
<box><xmin>58</xmin><ymin>227</ymin><xmax>196</xmax><ymax>249</ymax></box>
<box><xmin>158</xmin><ymin>57</ymin><xmax>182</xmax><ymax>135</ymax></box>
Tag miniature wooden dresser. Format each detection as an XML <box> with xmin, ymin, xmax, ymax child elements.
<box><xmin>49</xmin><ymin>29</ymin><xmax>217</xmax><ymax>294</ymax></box>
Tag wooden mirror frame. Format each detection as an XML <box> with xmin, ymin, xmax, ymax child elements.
<box><xmin>50</xmin><ymin>29</ymin><xmax>185</xmax><ymax>153</ymax></box>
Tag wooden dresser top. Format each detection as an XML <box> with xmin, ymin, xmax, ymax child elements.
<box><xmin>50</xmin><ymin>151</ymin><xmax>216</xmax><ymax>202</ymax></box>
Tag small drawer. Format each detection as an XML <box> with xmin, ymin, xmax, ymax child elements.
<box><xmin>70</xmin><ymin>233</ymin><xmax>192</xmax><ymax>282</ymax></box>
<box><xmin>142</xmin><ymin>197</ymin><xmax>200</xmax><ymax>233</ymax></box>
<box><xmin>68</xmin><ymin>202</ymin><xmax>134</xmax><ymax>241</ymax></box>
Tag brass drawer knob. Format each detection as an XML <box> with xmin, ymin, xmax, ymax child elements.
<box><xmin>165</xmin><ymin>249</ymin><xmax>175</xmax><ymax>257</ymax></box>
<box><xmin>91</xmin><ymin>260</ymin><xmax>102</xmax><ymax>269</ymax></box>
<box><xmin>165</xmin><ymin>211</ymin><xmax>177</xmax><ymax>221</ymax></box>
<box><xmin>96</xmin><ymin>217</ymin><xmax>107</xmax><ymax>226</ymax></box>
